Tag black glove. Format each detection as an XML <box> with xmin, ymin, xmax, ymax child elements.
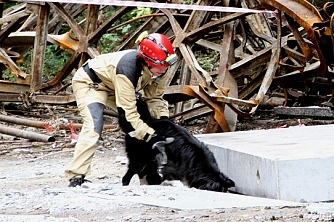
<box><xmin>160</xmin><ymin>116</ymin><xmax>176</xmax><ymax>124</ymax></box>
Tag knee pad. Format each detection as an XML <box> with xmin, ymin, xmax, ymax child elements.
<box><xmin>88</xmin><ymin>102</ymin><xmax>105</xmax><ymax>135</ymax></box>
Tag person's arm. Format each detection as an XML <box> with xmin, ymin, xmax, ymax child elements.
<box><xmin>115</xmin><ymin>74</ymin><xmax>155</xmax><ymax>141</ymax></box>
<box><xmin>142</xmin><ymin>73</ymin><xmax>169</xmax><ymax>119</ymax></box>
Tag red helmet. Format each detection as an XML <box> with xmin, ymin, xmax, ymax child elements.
<box><xmin>136</xmin><ymin>32</ymin><xmax>178</xmax><ymax>68</ymax></box>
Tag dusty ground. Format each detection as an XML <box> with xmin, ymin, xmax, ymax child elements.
<box><xmin>1</xmin><ymin>105</ymin><xmax>334</xmax><ymax>221</ymax></box>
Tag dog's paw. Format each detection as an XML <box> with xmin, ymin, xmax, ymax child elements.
<box><xmin>161</xmin><ymin>180</ymin><xmax>185</xmax><ymax>187</ymax></box>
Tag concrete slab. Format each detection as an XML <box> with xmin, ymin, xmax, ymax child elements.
<box><xmin>104</xmin><ymin>187</ymin><xmax>302</xmax><ymax>210</ymax></box>
<box><xmin>52</xmin><ymin>185</ymin><xmax>303</xmax><ymax>210</ymax></box>
<box><xmin>196</xmin><ymin>124</ymin><xmax>334</xmax><ymax>203</ymax></box>
<box><xmin>274</xmin><ymin>106</ymin><xmax>334</xmax><ymax>117</ymax></box>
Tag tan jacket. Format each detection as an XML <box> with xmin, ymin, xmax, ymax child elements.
<box><xmin>87</xmin><ymin>50</ymin><xmax>169</xmax><ymax>141</ymax></box>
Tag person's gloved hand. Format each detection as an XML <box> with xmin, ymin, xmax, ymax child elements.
<box><xmin>160</xmin><ymin>116</ymin><xmax>177</xmax><ymax>123</ymax></box>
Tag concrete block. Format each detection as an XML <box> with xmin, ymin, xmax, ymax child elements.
<box><xmin>196</xmin><ymin>124</ymin><xmax>334</xmax><ymax>202</ymax></box>
<box><xmin>273</xmin><ymin>106</ymin><xmax>334</xmax><ymax>118</ymax></box>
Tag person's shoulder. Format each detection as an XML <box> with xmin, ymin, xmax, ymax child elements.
<box><xmin>116</xmin><ymin>50</ymin><xmax>141</xmax><ymax>86</ymax></box>
<box><xmin>98</xmin><ymin>49</ymin><xmax>134</xmax><ymax>57</ymax></box>
<box><xmin>109</xmin><ymin>49</ymin><xmax>136</xmax><ymax>56</ymax></box>
<box><xmin>119</xmin><ymin>49</ymin><xmax>137</xmax><ymax>60</ymax></box>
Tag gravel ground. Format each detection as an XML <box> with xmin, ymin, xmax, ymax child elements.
<box><xmin>1</xmin><ymin>107</ymin><xmax>334</xmax><ymax>221</ymax></box>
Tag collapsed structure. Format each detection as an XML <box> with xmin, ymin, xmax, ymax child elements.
<box><xmin>0</xmin><ymin>0</ymin><xmax>333</xmax><ymax>133</ymax></box>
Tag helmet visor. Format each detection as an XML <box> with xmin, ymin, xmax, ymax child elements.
<box><xmin>141</xmin><ymin>50</ymin><xmax>178</xmax><ymax>67</ymax></box>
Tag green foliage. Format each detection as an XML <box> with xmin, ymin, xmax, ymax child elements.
<box><xmin>100</xmin><ymin>33</ymin><xmax>123</xmax><ymax>53</ymax></box>
<box><xmin>196</xmin><ymin>50</ymin><xmax>220</xmax><ymax>72</ymax></box>
<box><xmin>1</xmin><ymin>102</ymin><xmax>19</xmax><ymax>108</ymax></box>
<box><xmin>102</xmin><ymin>6</ymin><xmax>119</xmax><ymax>18</ymax></box>
<box><xmin>121</xmin><ymin>7</ymin><xmax>152</xmax><ymax>32</ymax></box>
<box><xmin>15</xmin><ymin>45</ymin><xmax>71</xmax><ymax>79</ymax></box>
<box><xmin>130</xmin><ymin>7</ymin><xmax>152</xmax><ymax>18</ymax></box>
<box><xmin>184</xmin><ymin>0</ymin><xmax>194</xmax><ymax>4</ymax></box>
<box><xmin>43</xmin><ymin>45</ymin><xmax>71</xmax><ymax>77</ymax></box>
<box><xmin>99</xmin><ymin>7</ymin><xmax>152</xmax><ymax>52</ymax></box>
<box><xmin>2</xmin><ymin>69</ymin><xmax>16</xmax><ymax>82</ymax></box>
<box><xmin>3</xmin><ymin>3</ymin><xmax>20</xmax><ymax>10</ymax></box>
<box><xmin>17</xmin><ymin>49</ymin><xmax>32</xmax><ymax>75</ymax></box>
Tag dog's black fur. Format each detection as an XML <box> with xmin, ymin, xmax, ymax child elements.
<box><xmin>119</xmin><ymin>99</ymin><xmax>235</xmax><ymax>192</ymax></box>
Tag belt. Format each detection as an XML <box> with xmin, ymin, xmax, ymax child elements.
<box><xmin>83</xmin><ymin>62</ymin><xmax>102</xmax><ymax>83</ymax></box>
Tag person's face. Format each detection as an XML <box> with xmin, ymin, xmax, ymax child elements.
<box><xmin>149</xmin><ymin>66</ymin><xmax>168</xmax><ymax>77</ymax></box>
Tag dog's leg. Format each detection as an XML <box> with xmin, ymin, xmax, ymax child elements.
<box><xmin>139</xmin><ymin>175</ymin><xmax>149</xmax><ymax>185</ymax></box>
<box><xmin>122</xmin><ymin>168</ymin><xmax>137</xmax><ymax>186</ymax></box>
<box><xmin>137</xmin><ymin>161</ymin><xmax>162</xmax><ymax>185</ymax></box>
<box><xmin>161</xmin><ymin>180</ymin><xmax>185</xmax><ymax>187</ymax></box>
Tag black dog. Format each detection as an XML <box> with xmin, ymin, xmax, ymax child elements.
<box><xmin>119</xmin><ymin>99</ymin><xmax>235</xmax><ymax>192</ymax></box>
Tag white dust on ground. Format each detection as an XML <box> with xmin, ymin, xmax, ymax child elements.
<box><xmin>1</xmin><ymin>138</ymin><xmax>334</xmax><ymax>221</ymax></box>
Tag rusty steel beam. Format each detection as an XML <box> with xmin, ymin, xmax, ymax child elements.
<box><xmin>0</xmin><ymin>91</ymin><xmax>75</xmax><ymax>104</ymax></box>
<box><xmin>0</xmin><ymin>48</ymin><xmax>29</xmax><ymax>83</ymax></box>
<box><xmin>250</xmin><ymin>46</ymin><xmax>279</xmax><ymax>113</ymax></box>
<box><xmin>32</xmin><ymin>94</ymin><xmax>76</xmax><ymax>104</ymax></box>
<box><xmin>48</xmin><ymin>31</ymin><xmax>79</xmax><ymax>52</ymax></box>
<box><xmin>31</xmin><ymin>3</ymin><xmax>49</xmax><ymax>90</ymax></box>
<box><xmin>49</xmin><ymin>2</ymin><xmax>84</xmax><ymax>37</ymax></box>
<box><xmin>208</xmin><ymin>21</ymin><xmax>237</xmax><ymax>133</ymax></box>
<box><xmin>0</xmin><ymin>93</ymin><xmax>22</xmax><ymax>102</ymax></box>
<box><xmin>184</xmin><ymin>12</ymin><xmax>252</xmax><ymax>44</ymax></box>
<box><xmin>165</xmin><ymin>83</ymin><xmax>257</xmax><ymax>131</ymax></box>
<box><xmin>0</xmin><ymin>82</ymin><xmax>30</xmax><ymax>93</ymax></box>
<box><xmin>171</xmin><ymin>104</ymin><xmax>212</xmax><ymax>123</ymax></box>
<box><xmin>0</xmin><ymin>113</ymin><xmax>47</xmax><ymax>128</ymax></box>
<box><xmin>259</xmin><ymin>0</ymin><xmax>326</xmax><ymax>73</ymax></box>
<box><xmin>0</xmin><ymin>124</ymin><xmax>55</xmax><ymax>142</ymax></box>
<box><xmin>0</xmin><ymin>10</ymin><xmax>29</xmax><ymax>26</ymax></box>
<box><xmin>228</xmin><ymin>45</ymin><xmax>272</xmax><ymax>78</ymax></box>
<box><xmin>238</xmin><ymin>65</ymin><xmax>266</xmax><ymax>100</ymax></box>
<box><xmin>0</xmin><ymin>113</ymin><xmax>117</xmax><ymax>131</ymax></box>
<box><xmin>165</xmin><ymin>84</ymin><xmax>231</xmax><ymax>132</ymax></box>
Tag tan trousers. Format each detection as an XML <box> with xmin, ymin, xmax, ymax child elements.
<box><xmin>65</xmin><ymin>68</ymin><xmax>116</xmax><ymax>179</ymax></box>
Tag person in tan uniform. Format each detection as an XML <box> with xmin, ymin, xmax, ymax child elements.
<box><xmin>65</xmin><ymin>31</ymin><xmax>178</xmax><ymax>187</ymax></box>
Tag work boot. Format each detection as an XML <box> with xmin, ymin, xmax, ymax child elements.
<box><xmin>68</xmin><ymin>175</ymin><xmax>91</xmax><ymax>187</ymax></box>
